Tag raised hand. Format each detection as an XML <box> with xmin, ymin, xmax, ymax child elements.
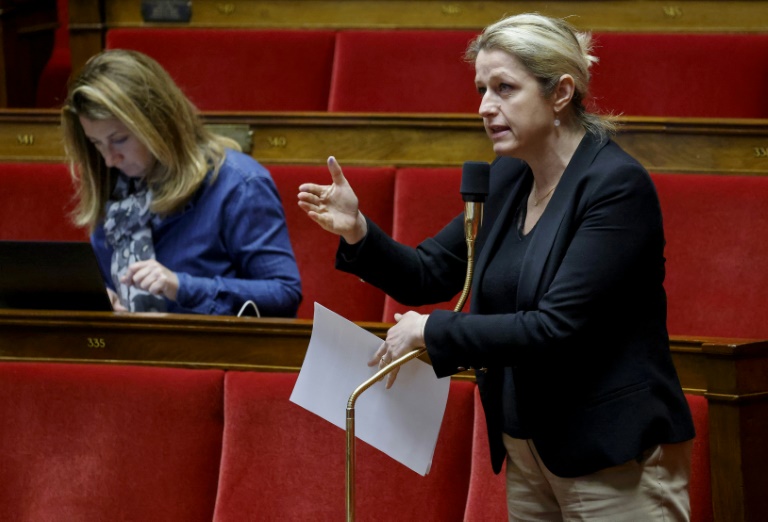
<box><xmin>297</xmin><ymin>156</ymin><xmax>368</xmax><ymax>244</ymax></box>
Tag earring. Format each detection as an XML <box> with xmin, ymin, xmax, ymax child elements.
<box><xmin>554</xmin><ymin>118</ymin><xmax>561</xmax><ymax>127</ymax></box>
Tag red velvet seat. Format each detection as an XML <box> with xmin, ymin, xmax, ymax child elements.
<box><xmin>384</xmin><ymin>167</ymin><xmax>465</xmax><ymax>321</ymax></box>
<box><xmin>268</xmin><ymin>164</ymin><xmax>395</xmax><ymax>322</ymax></box>
<box><xmin>213</xmin><ymin>371</ymin><xmax>475</xmax><ymax>521</ymax></box>
<box><xmin>686</xmin><ymin>394</ymin><xmax>713</xmax><ymax>522</ymax></box>
<box><xmin>0</xmin><ymin>362</ymin><xmax>225</xmax><ymax>522</ymax></box>
<box><xmin>328</xmin><ymin>30</ymin><xmax>480</xmax><ymax>113</ymax></box>
<box><xmin>0</xmin><ymin>162</ymin><xmax>87</xmax><ymax>241</ymax></box>
<box><xmin>462</xmin><ymin>386</ymin><xmax>506</xmax><ymax>522</ymax></box>
<box><xmin>653</xmin><ymin>173</ymin><xmax>768</xmax><ymax>338</ymax></box>
<box><xmin>589</xmin><ymin>33</ymin><xmax>768</xmax><ymax>118</ymax></box>
<box><xmin>462</xmin><ymin>388</ymin><xmax>713</xmax><ymax>522</ymax></box>
<box><xmin>105</xmin><ymin>28</ymin><xmax>336</xmax><ymax>111</ymax></box>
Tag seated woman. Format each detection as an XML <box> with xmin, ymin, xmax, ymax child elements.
<box><xmin>61</xmin><ymin>49</ymin><xmax>301</xmax><ymax>316</ymax></box>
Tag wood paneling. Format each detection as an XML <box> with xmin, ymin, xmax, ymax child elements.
<box><xmin>67</xmin><ymin>0</ymin><xmax>104</xmax><ymax>77</ymax></box>
<box><xmin>96</xmin><ymin>0</ymin><xmax>768</xmax><ymax>32</ymax></box>
<box><xmin>0</xmin><ymin>109</ymin><xmax>66</xmax><ymax>161</ymax></box>
<box><xmin>0</xmin><ymin>309</ymin><xmax>388</xmax><ymax>371</ymax></box>
<box><xmin>3</xmin><ymin>110</ymin><xmax>768</xmax><ymax>175</ymax></box>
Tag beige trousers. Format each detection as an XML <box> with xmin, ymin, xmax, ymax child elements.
<box><xmin>503</xmin><ymin>434</ymin><xmax>692</xmax><ymax>521</ymax></box>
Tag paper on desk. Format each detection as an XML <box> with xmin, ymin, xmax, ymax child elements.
<box><xmin>289</xmin><ymin>302</ymin><xmax>450</xmax><ymax>476</ymax></box>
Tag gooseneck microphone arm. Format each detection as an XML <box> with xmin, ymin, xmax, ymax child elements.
<box><xmin>455</xmin><ymin>161</ymin><xmax>491</xmax><ymax>312</ymax></box>
<box><xmin>345</xmin><ymin>161</ymin><xmax>491</xmax><ymax>522</ymax></box>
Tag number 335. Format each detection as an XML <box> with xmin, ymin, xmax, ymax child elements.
<box><xmin>87</xmin><ymin>338</ymin><xmax>106</xmax><ymax>348</ymax></box>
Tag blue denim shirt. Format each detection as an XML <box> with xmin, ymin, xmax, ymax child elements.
<box><xmin>92</xmin><ymin>149</ymin><xmax>302</xmax><ymax>316</ymax></box>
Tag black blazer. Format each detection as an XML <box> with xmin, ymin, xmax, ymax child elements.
<box><xmin>337</xmin><ymin>133</ymin><xmax>694</xmax><ymax>478</ymax></box>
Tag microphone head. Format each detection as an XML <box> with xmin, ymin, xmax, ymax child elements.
<box><xmin>460</xmin><ymin>161</ymin><xmax>490</xmax><ymax>202</ymax></box>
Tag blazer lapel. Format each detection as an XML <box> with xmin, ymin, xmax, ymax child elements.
<box><xmin>517</xmin><ymin>133</ymin><xmax>607</xmax><ymax>308</ymax></box>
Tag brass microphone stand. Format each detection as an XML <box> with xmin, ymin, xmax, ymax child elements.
<box><xmin>345</xmin><ymin>199</ymin><xmax>484</xmax><ymax>522</ymax></box>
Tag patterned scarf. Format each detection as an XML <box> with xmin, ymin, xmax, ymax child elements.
<box><xmin>103</xmin><ymin>175</ymin><xmax>167</xmax><ymax>312</ymax></box>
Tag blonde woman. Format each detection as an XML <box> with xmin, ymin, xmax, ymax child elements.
<box><xmin>300</xmin><ymin>13</ymin><xmax>694</xmax><ymax>520</ymax></box>
<box><xmin>63</xmin><ymin>49</ymin><xmax>301</xmax><ymax>316</ymax></box>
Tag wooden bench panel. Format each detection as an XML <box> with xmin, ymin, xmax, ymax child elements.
<box><xmin>0</xmin><ymin>110</ymin><xmax>67</xmax><ymax>161</ymax></box>
<box><xmin>93</xmin><ymin>0</ymin><xmax>768</xmax><ymax>32</ymax></box>
<box><xmin>3</xmin><ymin>111</ymin><xmax>768</xmax><ymax>175</ymax></box>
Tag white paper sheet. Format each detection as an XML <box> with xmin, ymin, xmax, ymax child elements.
<box><xmin>289</xmin><ymin>302</ymin><xmax>450</xmax><ymax>476</ymax></box>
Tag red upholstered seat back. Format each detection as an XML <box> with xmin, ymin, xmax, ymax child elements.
<box><xmin>0</xmin><ymin>163</ymin><xmax>87</xmax><ymax>241</ymax></box>
<box><xmin>329</xmin><ymin>30</ymin><xmax>480</xmax><ymax>113</ymax></box>
<box><xmin>463</xmin><ymin>386</ymin><xmax>506</xmax><ymax>522</ymax></box>
<box><xmin>589</xmin><ymin>33</ymin><xmax>768</xmax><ymax>118</ymax></box>
<box><xmin>214</xmin><ymin>371</ymin><xmax>475</xmax><ymax>521</ymax></box>
<box><xmin>0</xmin><ymin>362</ymin><xmax>224</xmax><ymax>522</ymax></box>
<box><xmin>384</xmin><ymin>167</ymin><xmax>464</xmax><ymax>321</ymax></box>
<box><xmin>686</xmin><ymin>394</ymin><xmax>713</xmax><ymax>522</ymax></box>
<box><xmin>269</xmin><ymin>164</ymin><xmax>395</xmax><ymax>322</ymax></box>
<box><xmin>653</xmin><ymin>173</ymin><xmax>768</xmax><ymax>338</ymax></box>
<box><xmin>463</xmin><ymin>389</ymin><xmax>713</xmax><ymax>522</ymax></box>
<box><xmin>105</xmin><ymin>29</ymin><xmax>336</xmax><ymax>111</ymax></box>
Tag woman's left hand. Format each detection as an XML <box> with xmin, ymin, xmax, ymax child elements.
<box><xmin>106</xmin><ymin>287</ymin><xmax>128</xmax><ymax>311</ymax></box>
<box><xmin>368</xmin><ymin>311</ymin><xmax>428</xmax><ymax>389</ymax></box>
<box><xmin>121</xmin><ymin>259</ymin><xmax>180</xmax><ymax>301</ymax></box>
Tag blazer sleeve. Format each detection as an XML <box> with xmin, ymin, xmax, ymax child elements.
<box><xmin>336</xmin><ymin>214</ymin><xmax>468</xmax><ymax>307</ymax></box>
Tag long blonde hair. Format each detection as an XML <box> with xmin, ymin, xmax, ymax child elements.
<box><xmin>62</xmin><ymin>49</ymin><xmax>240</xmax><ymax>230</ymax></box>
<box><xmin>466</xmin><ymin>13</ymin><xmax>615</xmax><ymax>139</ymax></box>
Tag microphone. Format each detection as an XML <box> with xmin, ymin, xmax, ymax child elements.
<box><xmin>455</xmin><ymin>161</ymin><xmax>490</xmax><ymax>312</ymax></box>
<box><xmin>460</xmin><ymin>161</ymin><xmax>490</xmax><ymax>247</ymax></box>
<box><xmin>460</xmin><ymin>161</ymin><xmax>491</xmax><ymax>201</ymax></box>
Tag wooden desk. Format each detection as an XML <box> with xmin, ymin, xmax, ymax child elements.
<box><xmin>0</xmin><ymin>309</ymin><xmax>766</xmax><ymax>520</ymax></box>
<box><xmin>0</xmin><ymin>309</ymin><xmax>355</xmax><ymax>371</ymax></box>
<box><xmin>3</xmin><ymin>110</ymin><xmax>768</xmax><ymax>175</ymax></box>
